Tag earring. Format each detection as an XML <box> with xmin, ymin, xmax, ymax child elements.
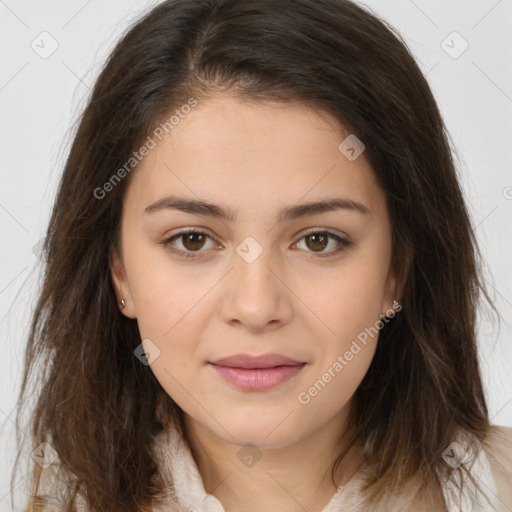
<box><xmin>119</xmin><ymin>299</ymin><xmax>126</xmax><ymax>309</ymax></box>
<box><xmin>380</xmin><ymin>299</ymin><xmax>402</xmax><ymax>319</ymax></box>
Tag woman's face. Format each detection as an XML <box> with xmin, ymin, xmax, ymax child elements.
<box><xmin>111</xmin><ymin>92</ymin><xmax>400</xmax><ymax>449</ymax></box>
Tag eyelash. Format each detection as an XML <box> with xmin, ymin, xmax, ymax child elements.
<box><xmin>160</xmin><ymin>228</ymin><xmax>353</xmax><ymax>260</ymax></box>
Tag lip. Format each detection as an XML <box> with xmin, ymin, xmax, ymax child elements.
<box><xmin>208</xmin><ymin>353</ymin><xmax>306</xmax><ymax>391</ymax></box>
<box><xmin>210</xmin><ymin>353</ymin><xmax>303</xmax><ymax>369</ymax></box>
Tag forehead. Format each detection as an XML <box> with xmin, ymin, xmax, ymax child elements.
<box><xmin>124</xmin><ymin>93</ymin><xmax>387</xmax><ymax>221</ymax></box>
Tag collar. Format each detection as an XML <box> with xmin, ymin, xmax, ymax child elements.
<box><xmin>151</xmin><ymin>416</ymin><xmax>498</xmax><ymax>511</ymax></box>
<box><xmin>151</xmin><ymin>417</ymin><xmax>364</xmax><ymax>511</ymax></box>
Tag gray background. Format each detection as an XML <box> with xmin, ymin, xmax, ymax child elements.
<box><xmin>1</xmin><ymin>0</ymin><xmax>511</xmax><ymax>509</ymax></box>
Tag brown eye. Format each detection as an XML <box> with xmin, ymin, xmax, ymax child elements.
<box><xmin>181</xmin><ymin>232</ymin><xmax>207</xmax><ymax>251</ymax></box>
<box><xmin>305</xmin><ymin>233</ymin><xmax>329</xmax><ymax>252</ymax></box>
<box><xmin>295</xmin><ymin>230</ymin><xmax>352</xmax><ymax>258</ymax></box>
<box><xmin>162</xmin><ymin>228</ymin><xmax>352</xmax><ymax>260</ymax></box>
<box><xmin>162</xmin><ymin>229</ymin><xmax>217</xmax><ymax>258</ymax></box>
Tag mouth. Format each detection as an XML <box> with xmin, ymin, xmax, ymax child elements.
<box><xmin>210</xmin><ymin>353</ymin><xmax>304</xmax><ymax>369</ymax></box>
<box><xmin>208</xmin><ymin>353</ymin><xmax>306</xmax><ymax>391</ymax></box>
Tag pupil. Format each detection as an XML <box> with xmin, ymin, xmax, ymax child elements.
<box><xmin>307</xmin><ymin>233</ymin><xmax>327</xmax><ymax>251</ymax></box>
<box><xmin>184</xmin><ymin>233</ymin><xmax>204</xmax><ymax>250</ymax></box>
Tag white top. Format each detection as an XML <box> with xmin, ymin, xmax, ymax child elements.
<box><xmin>162</xmin><ymin>424</ymin><xmax>501</xmax><ymax>512</ymax></box>
<box><xmin>439</xmin><ymin>429</ymin><xmax>501</xmax><ymax>512</ymax></box>
<box><xmin>25</xmin><ymin>419</ymin><xmax>511</xmax><ymax>512</ymax></box>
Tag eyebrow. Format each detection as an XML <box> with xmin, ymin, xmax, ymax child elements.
<box><xmin>144</xmin><ymin>194</ymin><xmax>370</xmax><ymax>222</ymax></box>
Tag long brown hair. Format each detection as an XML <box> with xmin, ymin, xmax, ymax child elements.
<box><xmin>14</xmin><ymin>0</ymin><xmax>497</xmax><ymax>510</ymax></box>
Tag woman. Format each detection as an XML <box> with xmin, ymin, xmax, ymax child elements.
<box><xmin>14</xmin><ymin>0</ymin><xmax>512</xmax><ymax>510</ymax></box>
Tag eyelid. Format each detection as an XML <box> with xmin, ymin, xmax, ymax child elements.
<box><xmin>162</xmin><ymin>227</ymin><xmax>220</xmax><ymax>251</ymax></box>
<box><xmin>160</xmin><ymin>226</ymin><xmax>352</xmax><ymax>259</ymax></box>
<box><xmin>292</xmin><ymin>228</ymin><xmax>352</xmax><ymax>259</ymax></box>
<box><xmin>298</xmin><ymin>226</ymin><xmax>348</xmax><ymax>239</ymax></box>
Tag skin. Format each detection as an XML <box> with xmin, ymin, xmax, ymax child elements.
<box><xmin>111</xmin><ymin>92</ymin><xmax>403</xmax><ymax>511</ymax></box>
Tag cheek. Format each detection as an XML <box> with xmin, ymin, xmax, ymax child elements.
<box><xmin>312</xmin><ymin>264</ymin><xmax>386</xmax><ymax>343</ymax></box>
<box><xmin>303</xmin><ymin>260</ymin><xmax>385</xmax><ymax>402</ymax></box>
<box><xmin>299</xmin><ymin>317</ymin><xmax>378</xmax><ymax>417</ymax></box>
<box><xmin>124</xmin><ymin>242</ymin><xmax>209</xmax><ymax>335</ymax></box>
<box><xmin>125</xmin><ymin>248</ymin><xmax>237</xmax><ymax>372</ymax></box>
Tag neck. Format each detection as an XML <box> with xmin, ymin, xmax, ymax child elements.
<box><xmin>182</xmin><ymin>410</ymin><xmax>364</xmax><ymax>512</ymax></box>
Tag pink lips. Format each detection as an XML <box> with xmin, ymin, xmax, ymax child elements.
<box><xmin>208</xmin><ymin>353</ymin><xmax>306</xmax><ymax>391</ymax></box>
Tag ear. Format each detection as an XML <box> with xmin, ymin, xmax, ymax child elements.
<box><xmin>382</xmin><ymin>255</ymin><xmax>407</xmax><ymax>315</ymax></box>
<box><xmin>110</xmin><ymin>246</ymin><xmax>137</xmax><ymax>319</ymax></box>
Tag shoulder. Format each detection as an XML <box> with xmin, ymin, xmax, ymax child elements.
<box><xmin>482</xmin><ymin>424</ymin><xmax>512</xmax><ymax>511</ymax></box>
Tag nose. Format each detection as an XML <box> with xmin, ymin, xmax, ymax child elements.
<box><xmin>218</xmin><ymin>243</ymin><xmax>293</xmax><ymax>333</ymax></box>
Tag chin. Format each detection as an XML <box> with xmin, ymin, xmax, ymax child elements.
<box><xmin>206</xmin><ymin>413</ymin><xmax>309</xmax><ymax>450</ymax></box>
